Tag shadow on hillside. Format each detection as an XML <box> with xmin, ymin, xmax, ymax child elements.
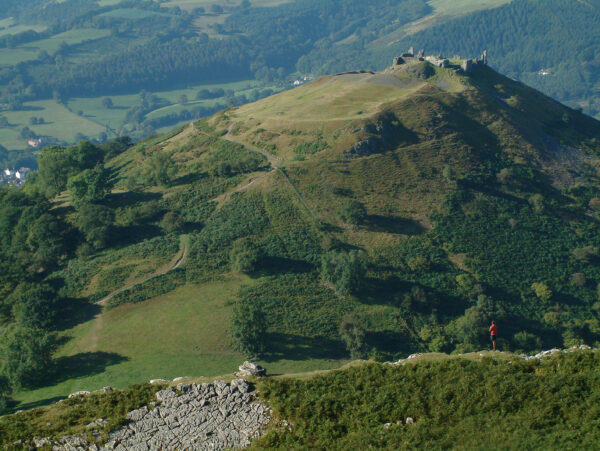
<box><xmin>112</xmin><ymin>224</ymin><xmax>163</xmax><ymax>246</ymax></box>
<box><xmin>258</xmin><ymin>257</ymin><xmax>314</xmax><ymax>276</ymax></box>
<box><xmin>262</xmin><ymin>333</ymin><xmax>346</xmax><ymax>365</ymax></box>
<box><xmin>53</xmin><ymin>298</ymin><xmax>102</xmax><ymax>331</ymax></box>
<box><xmin>44</xmin><ymin>352</ymin><xmax>129</xmax><ymax>387</ymax></box>
<box><xmin>105</xmin><ymin>190</ymin><xmax>162</xmax><ymax>208</ymax></box>
<box><xmin>9</xmin><ymin>396</ymin><xmax>66</xmax><ymax>414</ymax></box>
<box><xmin>364</xmin><ymin>215</ymin><xmax>426</xmax><ymax>235</ymax></box>
<box><xmin>366</xmin><ymin>330</ymin><xmax>413</xmax><ymax>356</ymax></box>
<box><xmin>171</xmin><ymin>172</ymin><xmax>205</xmax><ymax>186</ymax></box>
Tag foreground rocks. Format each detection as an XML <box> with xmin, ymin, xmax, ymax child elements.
<box><xmin>236</xmin><ymin>361</ymin><xmax>267</xmax><ymax>378</ymax></box>
<box><xmin>32</xmin><ymin>379</ymin><xmax>271</xmax><ymax>451</ymax></box>
<box><xmin>521</xmin><ymin>344</ymin><xmax>591</xmax><ymax>360</ymax></box>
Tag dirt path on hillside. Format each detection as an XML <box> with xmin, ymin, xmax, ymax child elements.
<box><xmin>87</xmin><ymin>238</ymin><xmax>188</xmax><ymax>352</ymax></box>
<box><xmin>96</xmin><ymin>238</ymin><xmax>188</xmax><ymax>307</ymax></box>
<box><xmin>221</xmin><ymin>123</ymin><xmax>319</xmax><ymax>221</ymax></box>
<box><xmin>223</xmin><ymin>123</ymin><xmax>281</xmax><ymax>169</ymax></box>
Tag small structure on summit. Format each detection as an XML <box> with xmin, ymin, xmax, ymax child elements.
<box><xmin>393</xmin><ymin>47</ymin><xmax>489</xmax><ymax>74</ymax></box>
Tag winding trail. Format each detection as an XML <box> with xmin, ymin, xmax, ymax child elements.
<box><xmin>87</xmin><ymin>237</ymin><xmax>188</xmax><ymax>352</ymax></box>
<box><xmin>216</xmin><ymin>122</ymin><xmax>320</xmax><ymax>222</ymax></box>
<box><xmin>96</xmin><ymin>238</ymin><xmax>188</xmax><ymax>307</ymax></box>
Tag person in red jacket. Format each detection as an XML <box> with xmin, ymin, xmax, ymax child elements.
<box><xmin>489</xmin><ymin>321</ymin><xmax>498</xmax><ymax>351</ymax></box>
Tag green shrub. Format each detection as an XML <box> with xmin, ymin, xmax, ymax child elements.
<box><xmin>337</xmin><ymin>199</ymin><xmax>366</xmax><ymax>225</ymax></box>
<box><xmin>230</xmin><ymin>237</ymin><xmax>263</xmax><ymax>273</ymax></box>
<box><xmin>231</xmin><ymin>298</ymin><xmax>267</xmax><ymax>356</ymax></box>
<box><xmin>321</xmin><ymin>250</ymin><xmax>365</xmax><ymax>296</ymax></box>
<box><xmin>339</xmin><ymin>314</ymin><xmax>366</xmax><ymax>359</ymax></box>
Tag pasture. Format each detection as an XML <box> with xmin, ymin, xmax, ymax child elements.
<box><xmin>2</xmin><ymin>100</ymin><xmax>107</xmax><ymax>147</ymax></box>
<box><xmin>12</xmin><ymin>276</ymin><xmax>345</xmax><ymax>410</ymax></box>
<box><xmin>0</xmin><ymin>28</ymin><xmax>111</xmax><ymax>66</ymax></box>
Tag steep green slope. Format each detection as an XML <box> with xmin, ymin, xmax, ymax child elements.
<box><xmin>2</xmin><ymin>60</ymin><xmax>600</xmax><ymax>411</ymax></box>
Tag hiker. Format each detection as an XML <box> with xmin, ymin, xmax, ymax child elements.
<box><xmin>489</xmin><ymin>321</ymin><xmax>498</xmax><ymax>351</ymax></box>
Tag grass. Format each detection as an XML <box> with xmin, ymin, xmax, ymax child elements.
<box><xmin>0</xmin><ymin>28</ymin><xmax>111</xmax><ymax>67</ymax></box>
<box><xmin>233</xmin><ymin>74</ymin><xmax>421</xmax><ymax>122</ymax></box>
<box><xmin>428</xmin><ymin>0</ymin><xmax>511</xmax><ymax>17</ymax></box>
<box><xmin>0</xmin><ymin>20</ymin><xmax>46</xmax><ymax>38</ymax></box>
<box><xmin>99</xmin><ymin>8</ymin><xmax>170</xmax><ymax>19</ymax></box>
<box><xmin>12</xmin><ymin>274</ymin><xmax>344</xmax><ymax>410</ymax></box>
<box><xmin>2</xmin><ymin>99</ymin><xmax>106</xmax><ymax>146</ymax></box>
<box><xmin>0</xmin><ymin>79</ymin><xmax>267</xmax><ymax>151</ymax></box>
<box><xmin>163</xmin><ymin>0</ymin><xmax>292</xmax><ymax>11</ymax></box>
<box><xmin>0</xmin><ymin>383</ymin><xmax>165</xmax><ymax>445</ymax></box>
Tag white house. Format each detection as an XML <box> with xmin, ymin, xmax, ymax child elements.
<box><xmin>16</xmin><ymin>168</ymin><xmax>31</xmax><ymax>180</ymax></box>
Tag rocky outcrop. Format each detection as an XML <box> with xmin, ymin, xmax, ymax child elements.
<box><xmin>521</xmin><ymin>344</ymin><xmax>591</xmax><ymax>360</ymax></box>
<box><xmin>236</xmin><ymin>361</ymin><xmax>267</xmax><ymax>378</ymax></box>
<box><xmin>32</xmin><ymin>379</ymin><xmax>271</xmax><ymax>451</ymax></box>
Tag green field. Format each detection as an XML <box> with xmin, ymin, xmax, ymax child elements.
<box><xmin>428</xmin><ymin>0</ymin><xmax>511</xmax><ymax>16</ymax></box>
<box><xmin>161</xmin><ymin>0</ymin><xmax>292</xmax><ymax>10</ymax></box>
<box><xmin>0</xmin><ymin>79</ymin><xmax>270</xmax><ymax>151</ymax></box>
<box><xmin>13</xmin><ymin>276</ymin><xmax>345</xmax><ymax>409</ymax></box>
<box><xmin>0</xmin><ymin>18</ymin><xmax>46</xmax><ymax>38</ymax></box>
<box><xmin>2</xmin><ymin>99</ymin><xmax>107</xmax><ymax>147</ymax></box>
<box><xmin>0</xmin><ymin>28</ymin><xmax>111</xmax><ymax>67</ymax></box>
<box><xmin>0</xmin><ymin>127</ymin><xmax>24</xmax><ymax>151</ymax></box>
<box><xmin>100</xmin><ymin>8</ymin><xmax>169</xmax><ymax>19</ymax></box>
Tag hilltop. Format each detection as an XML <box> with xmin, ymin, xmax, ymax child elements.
<box><xmin>1</xmin><ymin>56</ymin><xmax>600</xmax><ymax>415</ymax></box>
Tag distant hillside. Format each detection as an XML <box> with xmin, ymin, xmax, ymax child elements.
<box><xmin>1</xmin><ymin>59</ymin><xmax>600</xmax><ymax>413</ymax></box>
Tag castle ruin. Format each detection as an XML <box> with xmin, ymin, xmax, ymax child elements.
<box><xmin>393</xmin><ymin>48</ymin><xmax>488</xmax><ymax>74</ymax></box>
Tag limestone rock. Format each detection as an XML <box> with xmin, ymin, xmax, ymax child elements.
<box><xmin>236</xmin><ymin>361</ymin><xmax>267</xmax><ymax>378</ymax></box>
<box><xmin>68</xmin><ymin>391</ymin><xmax>91</xmax><ymax>399</ymax></box>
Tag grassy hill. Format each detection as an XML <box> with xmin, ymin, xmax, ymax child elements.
<box><xmin>2</xmin><ymin>58</ymin><xmax>600</xmax><ymax>415</ymax></box>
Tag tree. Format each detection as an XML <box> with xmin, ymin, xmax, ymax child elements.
<box><xmin>513</xmin><ymin>331</ymin><xmax>542</xmax><ymax>351</ymax></box>
<box><xmin>37</xmin><ymin>146</ymin><xmax>74</xmax><ymax>196</ymax></box>
<box><xmin>339</xmin><ymin>313</ymin><xmax>366</xmax><ymax>359</ymax></box>
<box><xmin>531</xmin><ymin>282</ymin><xmax>552</xmax><ymax>302</ymax></box>
<box><xmin>230</xmin><ymin>237</ymin><xmax>262</xmax><ymax>273</ymax></box>
<box><xmin>67</xmin><ymin>165</ymin><xmax>112</xmax><ymax>209</ymax></box>
<box><xmin>338</xmin><ymin>199</ymin><xmax>366</xmax><ymax>225</ymax></box>
<box><xmin>71</xmin><ymin>140</ymin><xmax>103</xmax><ymax>170</ymax></box>
<box><xmin>9</xmin><ymin>283</ymin><xmax>57</xmax><ymax>329</ymax></box>
<box><xmin>573</xmin><ymin>246</ymin><xmax>598</xmax><ymax>264</ymax></box>
<box><xmin>321</xmin><ymin>250</ymin><xmax>365</xmax><ymax>295</ymax></box>
<box><xmin>142</xmin><ymin>151</ymin><xmax>178</xmax><ymax>186</ymax></box>
<box><xmin>231</xmin><ymin>299</ymin><xmax>266</xmax><ymax>356</ymax></box>
<box><xmin>0</xmin><ymin>375</ymin><xmax>10</xmax><ymax>414</ymax></box>
<box><xmin>178</xmin><ymin>94</ymin><xmax>188</xmax><ymax>105</ymax></box>
<box><xmin>77</xmin><ymin>204</ymin><xmax>114</xmax><ymax>249</ymax></box>
<box><xmin>160</xmin><ymin>211</ymin><xmax>183</xmax><ymax>233</ymax></box>
<box><xmin>529</xmin><ymin>193</ymin><xmax>545</xmax><ymax>214</ymax></box>
<box><xmin>101</xmin><ymin>97</ymin><xmax>113</xmax><ymax>109</ymax></box>
<box><xmin>26</xmin><ymin>213</ymin><xmax>66</xmax><ymax>268</ymax></box>
<box><xmin>0</xmin><ymin>326</ymin><xmax>56</xmax><ymax>389</ymax></box>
